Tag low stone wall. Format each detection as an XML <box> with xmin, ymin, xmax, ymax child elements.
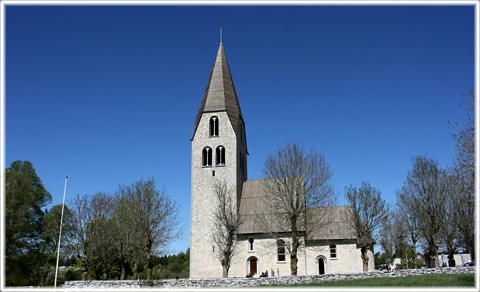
<box><xmin>63</xmin><ymin>266</ymin><xmax>475</xmax><ymax>289</ymax></box>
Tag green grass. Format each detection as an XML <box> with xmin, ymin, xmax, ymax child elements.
<box><xmin>265</xmin><ymin>273</ymin><xmax>475</xmax><ymax>287</ymax></box>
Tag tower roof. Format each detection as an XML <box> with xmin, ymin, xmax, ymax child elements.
<box><xmin>192</xmin><ymin>44</ymin><xmax>244</xmax><ymax>139</ymax></box>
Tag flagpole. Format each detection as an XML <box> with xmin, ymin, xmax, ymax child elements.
<box><xmin>54</xmin><ymin>176</ymin><xmax>68</xmax><ymax>289</ymax></box>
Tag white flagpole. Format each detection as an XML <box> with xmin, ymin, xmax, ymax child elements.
<box><xmin>54</xmin><ymin>176</ymin><xmax>68</xmax><ymax>289</ymax></box>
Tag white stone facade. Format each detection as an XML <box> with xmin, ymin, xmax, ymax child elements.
<box><xmin>190</xmin><ymin>111</ymin><xmax>246</xmax><ymax>278</ymax></box>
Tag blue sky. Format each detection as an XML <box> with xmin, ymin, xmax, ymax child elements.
<box><xmin>5</xmin><ymin>4</ymin><xmax>475</xmax><ymax>255</ymax></box>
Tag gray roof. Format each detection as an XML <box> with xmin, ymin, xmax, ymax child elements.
<box><xmin>192</xmin><ymin>44</ymin><xmax>244</xmax><ymax>139</ymax></box>
<box><xmin>237</xmin><ymin>179</ymin><xmax>356</xmax><ymax>241</ymax></box>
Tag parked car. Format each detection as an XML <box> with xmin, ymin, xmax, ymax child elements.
<box><xmin>463</xmin><ymin>262</ymin><xmax>475</xmax><ymax>266</ymax></box>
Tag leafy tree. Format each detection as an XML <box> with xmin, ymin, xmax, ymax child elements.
<box><xmin>123</xmin><ymin>179</ymin><xmax>182</xmax><ymax>280</ymax></box>
<box><xmin>5</xmin><ymin>160</ymin><xmax>52</xmax><ymax>286</ymax></box>
<box><xmin>345</xmin><ymin>181</ymin><xmax>388</xmax><ymax>272</ymax></box>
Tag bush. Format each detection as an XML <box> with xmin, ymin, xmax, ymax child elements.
<box><xmin>65</xmin><ymin>268</ymin><xmax>82</xmax><ymax>281</ymax></box>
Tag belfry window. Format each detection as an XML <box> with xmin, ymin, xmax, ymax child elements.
<box><xmin>216</xmin><ymin>146</ymin><xmax>225</xmax><ymax>166</ymax></box>
<box><xmin>209</xmin><ymin>116</ymin><xmax>219</xmax><ymax>137</ymax></box>
<box><xmin>330</xmin><ymin>244</ymin><xmax>337</xmax><ymax>259</ymax></box>
<box><xmin>202</xmin><ymin>147</ymin><xmax>212</xmax><ymax>166</ymax></box>
<box><xmin>277</xmin><ymin>240</ymin><xmax>286</xmax><ymax>262</ymax></box>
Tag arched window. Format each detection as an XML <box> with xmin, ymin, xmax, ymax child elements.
<box><xmin>216</xmin><ymin>146</ymin><xmax>225</xmax><ymax>166</ymax></box>
<box><xmin>209</xmin><ymin>116</ymin><xmax>219</xmax><ymax>137</ymax></box>
<box><xmin>330</xmin><ymin>244</ymin><xmax>337</xmax><ymax>259</ymax></box>
<box><xmin>202</xmin><ymin>147</ymin><xmax>212</xmax><ymax>166</ymax></box>
<box><xmin>248</xmin><ymin>237</ymin><xmax>254</xmax><ymax>252</ymax></box>
<box><xmin>277</xmin><ymin>240</ymin><xmax>286</xmax><ymax>262</ymax></box>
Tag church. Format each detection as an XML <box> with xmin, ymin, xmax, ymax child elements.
<box><xmin>190</xmin><ymin>42</ymin><xmax>374</xmax><ymax>278</ymax></box>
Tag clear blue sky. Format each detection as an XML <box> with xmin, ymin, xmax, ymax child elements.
<box><xmin>5</xmin><ymin>4</ymin><xmax>475</xmax><ymax>255</ymax></box>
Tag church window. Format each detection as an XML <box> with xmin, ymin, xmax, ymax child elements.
<box><xmin>216</xmin><ymin>146</ymin><xmax>225</xmax><ymax>166</ymax></box>
<box><xmin>330</xmin><ymin>244</ymin><xmax>337</xmax><ymax>259</ymax></box>
<box><xmin>209</xmin><ymin>116</ymin><xmax>219</xmax><ymax>137</ymax></box>
<box><xmin>202</xmin><ymin>147</ymin><xmax>212</xmax><ymax>166</ymax></box>
<box><xmin>248</xmin><ymin>237</ymin><xmax>254</xmax><ymax>252</ymax></box>
<box><xmin>277</xmin><ymin>240</ymin><xmax>286</xmax><ymax>262</ymax></box>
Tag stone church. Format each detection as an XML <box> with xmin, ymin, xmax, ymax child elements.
<box><xmin>190</xmin><ymin>43</ymin><xmax>374</xmax><ymax>278</ymax></box>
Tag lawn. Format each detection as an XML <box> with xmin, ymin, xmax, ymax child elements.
<box><xmin>265</xmin><ymin>273</ymin><xmax>475</xmax><ymax>287</ymax></box>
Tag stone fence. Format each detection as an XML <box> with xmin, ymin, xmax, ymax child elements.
<box><xmin>63</xmin><ymin>266</ymin><xmax>475</xmax><ymax>289</ymax></box>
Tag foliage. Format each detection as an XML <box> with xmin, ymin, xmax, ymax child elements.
<box><xmin>5</xmin><ymin>160</ymin><xmax>53</xmax><ymax>286</ymax></box>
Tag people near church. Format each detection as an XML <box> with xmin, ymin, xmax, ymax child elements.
<box><xmin>265</xmin><ymin>270</ymin><xmax>268</xmax><ymax>277</ymax></box>
<box><xmin>260</xmin><ymin>272</ymin><xmax>265</xmax><ymax>277</ymax></box>
<box><xmin>253</xmin><ymin>273</ymin><xmax>259</xmax><ymax>278</ymax></box>
<box><xmin>277</xmin><ymin>268</ymin><xmax>279</xmax><ymax>277</ymax></box>
<box><xmin>271</xmin><ymin>268</ymin><xmax>275</xmax><ymax>277</ymax></box>
<box><xmin>246</xmin><ymin>273</ymin><xmax>252</xmax><ymax>278</ymax></box>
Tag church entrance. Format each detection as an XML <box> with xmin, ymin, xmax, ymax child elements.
<box><xmin>247</xmin><ymin>257</ymin><xmax>258</xmax><ymax>276</ymax></box>
<box><xmin>317</xmin><ymin>256</ymin><xmax>327</xmax><ymax>275</ymax></box>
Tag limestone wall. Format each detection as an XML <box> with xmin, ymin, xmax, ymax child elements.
<box><xmin>63</xmin><ymin>267</ymin><xmax>475</xmax><ymax>289</ymax></box>
<box><xmin>190</xmin><ymin>111</ymin><xmax>240</xmax><ymax>278</ymax></box>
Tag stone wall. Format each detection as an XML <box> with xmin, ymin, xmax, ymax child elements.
<box><xmin>63</xmin><ymin>266</ymin><xmax>475</xmax><ymax>289</ymax></box>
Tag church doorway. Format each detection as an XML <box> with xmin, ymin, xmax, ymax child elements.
<box><xmin>247</xmin><ymin>257</ymin><xmax>258</xmax><ymax>276</ymax></box>
<box><xmin>316</xmin><ymin>256</ymin><xmax>327</xmax><ymax>275</ymax></box>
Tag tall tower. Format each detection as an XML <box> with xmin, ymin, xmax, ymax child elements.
<box><xmin>190</xmin><ymin>43</ymin><xmax>247</xmax><ymax>278</ymax></box>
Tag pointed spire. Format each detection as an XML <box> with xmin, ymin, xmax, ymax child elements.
<box><xmin>192</xmin><ymin>44</ymin><xmax>244</xmax><ymax>139</ymax></box>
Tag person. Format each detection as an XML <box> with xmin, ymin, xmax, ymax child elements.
<box><xmin>271</xmin><ymin>268</ymin><xmax>275</xmax><ymax>277</ymax></box>
<box><xmin>265</xmin><ymin>270</ymin><xmax>268</xmax><ymax>277</ymax></box>
<box><xmin>277</xmin><ymin>268</ymin><xmax>279</xmax><ymax>277</ymax></box>
<box><xmin>260</xmin><ymin>272</ymin><xmax>265</xmax><ymax>277</ymax></box>
<box><xmin>253</xmin><ymin>273</ymin><xmax>259</xmax><ymax>278</ymax></box>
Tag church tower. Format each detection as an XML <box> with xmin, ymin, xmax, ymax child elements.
<box><xmin>190</xmin><ymin>43</ymin><xmax>247</xmax><ymax>278</ymax></box>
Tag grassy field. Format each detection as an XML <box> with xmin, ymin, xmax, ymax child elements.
<box><xmin>265</xmin><ymin>273</ymin><xmax>475</xmax><ymax>287</ymax></box>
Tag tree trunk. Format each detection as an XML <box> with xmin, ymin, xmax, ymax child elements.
<box><xmin>361</xmin><ymin>246</ymin><xmax>369</xmax><ymax>272</ymax></box>
<box><xmin>133</xmin><ymin>262</ymin><xmax>139</xmax><ymax>280</ymax></box>
<box><xmin>146</xmin><ymin>234</ymin><xmax>153</xmax><ymax>280</ymax></box>
<box><xmin>102</xmin><ymin>261</ymin><xmax>108</xmax><ymax>280</ymax></box>
<box><xmin>222</xmin><ymin>266</ymin><xmax>229</xmax><ymax>278</ymax></box>
<box><xmin>81</xmin><ymin>258</ymin><xmax>88</xmax><ymax>281</ymax></box>
<box><xmin>120</xmin><ymin>258</ymin><xmax>126</xmax><ymax>280</ymax></box>
<box><xmin>290</xmin><ymin>254</ymin><xmax>298</xmax><ymax>275</ymax></box>
<box><xmin>412</xmin><ymin>241</ymin><xmax>418</xmax><ymax>269</ymax></box>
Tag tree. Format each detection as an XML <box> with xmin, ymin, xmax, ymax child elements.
<box><xmin>399</xmin><ymin>155</ymin><xmax>447</xmax><ymax>268</ymax></box>
<box><xmin>212</xmin><ymin>181</ymin><xmax>242</xmax><ymax>278</ymax></box>
<box><xmin>69</xmin><ymin>193</ymin><xmax>94</xmax><ymax>280</ymax></box>
<box><xmin>112</xmin><ymin>187</ymin><xmax>146</xmax><ymax>280</ymax></box>
<box><xmin>88</xmin><ymin>192</ymin><xmax>116</xmax><ymax>280</ymax></box>
<box><xmin>125</xmin><ymin>179</ymin><xmax>182</xmax><ymax>280</ymax></box>
<box><xmin>345</xmin><ymin>181</ymin><xmax>388</xmax><ymax>272</ymax></box>
<box><xmin>396</xmin><ymin>188</ymin><xmax>422</xmax><ymax>269</ymax></box>
<box><xmin>261</xmin><ymin>143</ymin><xmax>335</xmax><ymax>275</ymax></box>
<box><xmin>42</xmin><ymin>204</ymin><xmax>75</xmax><ymax>284</ymax></box>
<box><xmin>450</xmin><ymin>89</ymin><xmax>475</xmax><ymax>262</ymax></box>
<box><xmin>5</xmin><ymin>160</ymin><xmax>52</xmax><ymax>286</ymax></box>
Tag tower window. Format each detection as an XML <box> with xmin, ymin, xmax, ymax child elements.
<box><xmin>216</xmin><ymin>146</ymin><xmax>225</xmax><ymax>166</ymax></box>
<box><xmin>202</xmin><ymin>147</ymin><xmax>212</xmax><ymax>166</ymax></box>
<box><xmin>330</xmin><ymin>244</ymin><xmax>337</xmax><ymax>259</ymax></box>
<box><xmin>277</xmin><ymin>240</ymin><xmax>286</xmax><ymax>262</ymax></box>
<box><xmin>209</xmin><ymin>116</ymin><xmax>219</xmax><ymax>137</ymax></box>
